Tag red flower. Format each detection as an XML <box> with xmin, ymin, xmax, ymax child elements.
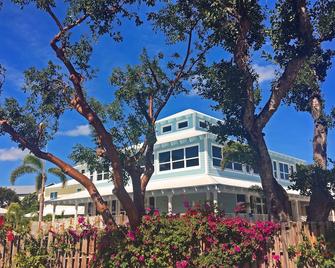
<box><xmin>234</xmin><ymin>245</ymin><xmax>241</xmax><ymax>253</ymax></box>
<box><xmin>127</xmin><ymin>231</ymin><xmax>136</xmax><ymax>241</ymax></box>
<box><xmin>78</xmin><ymin>216</ymin><xmax>85</xmax><ymax>224</ymax></box>
<box><xmin>176</xmin><ymin>260</ymin><xmax>188</xmax><ymax>268</ymax></box>
<box><xmin>138</xmin><ymin>255</ymin><xmax>145</xmax><ymax>262</ymax></box>
<box><xmin>0</xmin><ymin>216</ymin><xmax>4</xmax><ymax>227</ymax></box>
<box><xmin>153</xmin><ymin>209</ymin><xmax>160</xmax><ymax>217</ymax></box>
<box><xmin>6</xmin><ymin>230</ymin><xmax>14</xmax><ymax>242</ymax></box>
<box><xmin>272</xmin><ymin>254</ymin><xmax>280</xmax><ymax>262</ymax></box>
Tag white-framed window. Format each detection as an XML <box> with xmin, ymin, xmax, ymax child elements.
<box><xmin>177</xmin><ymin>121</ymin><xmax>188</xmax><ymax>129</ymax></box>
<box><xmin>279</xmin><ymin>162</ymin><xmax>289</xmax><ymax>180</ymax></box>
<box><xmin>158</xmin><ymin>145</ymin><xmax>199</xmax><ymax>172</ymax></box>
<box><xmin>290</xmin><ymin>165</ymin><xmax>295</xmax><ymax>175</ymax></box>
<box><xmin>50</xmin><ymin>192</ymin><xmax>58</xmax><ymax>200</ymax></box>
<box><xmin>212</xmin><ymin>145</ymin><xmax>222</xmax><ymax>167</ymax></box>
<box><xmin>162</xmin><ymin>124</ymin><xmax>172</xmax><ymax>133</ymax></box>
<box><xmin>224</xmin><ymin>162</ymin><xmax>243</xmax><ymax>171</ymax></box>
<box><xmin>250</xmin><ymin>196</ymin><xmax>267</xmax><ymax>214</ymax></box>
<box><xmin>89</xmin><ymin>171</ymin><xmax>94</xmax><ymax>181</ymax></box>
<box><xmin>97</xmin><ymin>167</ymin><xmax>109</xmax><ymax>181</ymax></box>
<box><xmin>199</xmin><ymin>120</ymin><xmax>207</xmax><ymax>129</ymax></box>
<box><xmin>273</xmin><ymin>161</ymin><xmax>278</xmax><ymax>179</ymax></box>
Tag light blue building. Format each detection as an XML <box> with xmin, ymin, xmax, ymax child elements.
<box><xmin>45</xmin><ymin>109</ymin><xmax>314</xmax><ymax>222</ymax></box>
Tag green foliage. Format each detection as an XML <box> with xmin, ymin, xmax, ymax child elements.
<box><xmin>5</xmin><ymin>202</ymin><xmax>30</xmax><ymax>233</ymax></box>
<box><xmin>21</xmin><ymin>193</ymin><xmax>39</xmax><ymax>214</ymax></box>
<box><xmin>220</xmin><ymin>141</ymin><xmax>258</xmax><ymax>169</ymax></box>
<box><xmin>15</xmin><ymin>236</ymin><xmax>50</xmax><ymax>268</ymax></box>
<box><xmin>0</xmin><ymin>187</ymin><xmax>19</xmax><ymax>208</ymax></box>
<box><xmin>289</xmin><ymin>164</ymin><xmax>335</xmax><ymax>196</ymax></box>
<box><xmin>288</xmin><ymin>234</ymin><xmax>335</xmax><ymax>268</ymax></box>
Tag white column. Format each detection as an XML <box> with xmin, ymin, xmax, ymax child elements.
<box><xmin>213</xmin><ymin>190</ymin><xmax>218</xmax><ymax>213</ymax></box>
<box><xmin>295</xmin><ymin>200</ymin><xmax>300</xmax><ymax>221</ymax></box>
<box><xmin>74</xmin><ymin>202</ymin><xmax>78</xmax><ymax>222</ymax></box>
<box><xmin>52</xmin><ymin>203</ymin><xmax>56</xmax><ymax>223</ymax></box>
<box><xmin>167</xmin><ymin>195</ymin><xmax>173</xmax><ymax>214</ymax></box>
<box><xmin>245</xmin><ymin>194</ymin><xmax>251</xmax><ymax>213</ymax></box>
<box><xmin>331</xmin><ymin>210</ymin><xmax>335</xmax><ymax>222</ymax></box>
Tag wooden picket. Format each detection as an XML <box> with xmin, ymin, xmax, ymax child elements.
<box><xmin>0</xmin><ymin>221</ymin><xmax>334</xmax><ymax>267</ymax></box>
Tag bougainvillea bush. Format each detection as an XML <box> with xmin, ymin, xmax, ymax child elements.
<box><xmin>92</xmin><ymin>209</ymin><xmax>279</xmax><ymax>268</ymax></box>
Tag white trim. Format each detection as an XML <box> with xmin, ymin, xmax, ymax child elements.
<box><xmin>204</xmin><ymin>134</ymin><xmax>209</xmax><ymax>174</ymax></box>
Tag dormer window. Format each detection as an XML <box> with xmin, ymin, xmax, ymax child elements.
<box><xmin>199</xmin><ymin>121</ymin><xmax>207</xmax><ymax>129</ymax></box>
<box><xmin>178</xmin><ymin>121</ymin><xmax>188</xmax><ymax>129</ymax></box>
<box><xmin>162</xmin><ymin>125</ymin><xmax>172</xmax><ymax>133</ymax></box>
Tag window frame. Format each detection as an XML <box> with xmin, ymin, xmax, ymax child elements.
<box><xmin>279</xmin><ymin>162</ymin><xmax>290</xmax><ymax>180</ymax></box>
<box><xmin>158</xmin><ymin>144</ymin><xmax>200</xmax><ymax>173</ymax></box>
<box><xmin>161</xmin><ymin>124</ymin><xmax>172</xmax><ymax>134</ymax></box>
<box><xmin>177</xmin><ymin>120</ymin><xmax>189</xmax><ymax>130</ymax></box>
<box><xmin>199</xmin><ymin>120</ymin><xmax>207</xmax><ymax>129</ymax></box>
<box><xmin>50</xmin><ymin>192</ymin><xmax>58</xmax><ymax>200</ymax></box>
<box><xmin>273</xmin><ymin>160</ymin><xmax>278</xmax><ymax>179</ymax></box>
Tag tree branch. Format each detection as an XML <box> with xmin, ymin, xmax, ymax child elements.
<box><xmin>0</xmin><ymin>119</ymin><xmax>117</xmax><ymax>227</ymax></box>
<box><xmin>153</xmin><ymin>29</ymin><xmax>193</xmax><ymax>121</ymax></box>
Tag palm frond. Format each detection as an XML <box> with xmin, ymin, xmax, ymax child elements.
<box><xmin>9</xmin><ymin>165</ymin><xmax>37</xmax><ymax>186</ymax></box>
<box><xmin>23</xmin><ymin>155</ymin><xmax>43</xmax><ymax>171</ymax></box>
<box><xmin>48</xmin><ymin>167</ymin><xmax>67</xmax><ymax>187</ymax></box>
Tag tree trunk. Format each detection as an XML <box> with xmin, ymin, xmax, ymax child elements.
<box><xmin>38</xmin><ymin>170</ymin><xmax>46</xmax><ymax>229</ymax></box>
<box><xmin>248</xmin><ymin>129</ymin><xmax>291</xmax><ymax>221</ymax></box>
<box><xmin>307</xmin><ymin>95</ymin><xmax>333</xmax><ymax>221</ymax></box>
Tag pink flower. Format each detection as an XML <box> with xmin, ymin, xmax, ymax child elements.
<box><xmin>151</xmin><ymin>255</ymin><xmax>157</xmax><ymax>262</ymax></box>
<box><xmin>127</xmin><ymin>231</ymin><xmax>136</xmax><ymax>241</ymax></box>
<box><xmin>272</xmin><ymin>254</ymin><xmax>280</xmax><ymax>262</ymax></box>
<box><xmin>176</xmin><ymin>260</ymin><xmax>188</xmax><ymax>268</ymax></box>
<box><xmin>153</xmin><ymin>209</ymin><xmax>160</xmax><ymax>216</ymax></box>
<box><xmin>234</xmin><ymin>245</ymin><xmax>241</xmax><ymax>253</ymax></box>
<box><xmin>145</xmin><ymin>207</ymin><xmax>152</xmax><ymax>212</ymax></box>
<box><xmin>143</xmin><ymin>215</ymin><xmax>151</xmax><ymax>221</ymax></box>
<box><xmin>138</xmin><ymin>255</ymin><xmax>145</xmax><ymax>262</ymax></box>
<box><xmin>6</xmin><ymin>230</ymin><xmax>14</xmax><ymax>242</ymax></box>
<box><xmin>78</xmin><ymin>216</ymin><xmax>85</xmax><ymax>224</ymax></box>
<box><xmin>0</xmin><ymin>216</ymin><xmax>4</xmax><ymax>227</ymax></box>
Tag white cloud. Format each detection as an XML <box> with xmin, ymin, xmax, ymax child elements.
<box><xmin>0</xmin><ymin>147</ymin><xmax>28</xmax><ymax>161</ymax></box>
<box><xmin>58</xmin><ymin>125</ymin><xmax>91</xmax><ymax>137</ymax></box>
<box><xmin>252</xmin><ymin>64</ymin><xmax>276</xmax><ymax>83</ymax></box>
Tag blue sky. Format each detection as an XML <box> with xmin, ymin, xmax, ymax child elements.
<box><xmin>0</xmin><ymin>1</ymin><xmax>334</xmax><ymax>187</ymax></box>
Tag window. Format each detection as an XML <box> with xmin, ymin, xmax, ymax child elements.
<box><xmin>89</xmin><ymin>171</ymin><xmax>94</xmax><ymax>181</ymax></box>
<box><xmin>279</xmin><ymin>163</ymin><xmax>289</xmax><ymax>180</ymax></box>
<box><xmin>97</xmin><ymin>167</ymin><xmax>109</xmax><ymax>181</ymax></box>
<box><xmin>250</xmin><ymin>196</ymin><xmax>267</xmax><ymax>214</ymax></box>
<box><xmin>149</xmin><ymin>197</ymin><xmax>155</xmax><ymax>209</ymax></box>
<box><xmin>237</xmin><ymin>194</ymin><xmax>246</xmax><ymax>203</ymax></box>
<box><xmin>77</xmin><ymin>188</ymin><xmax>82</xmax><ymax>192</ymax></box>
<box><xmin>212</xmin><ymin>146</ymin><xmax>222</xmax><ymax>167</ymax></box>
<box><xmin>273</xmin><ymin>161</ymin><xmax>278</xmax><ymax>179</ymax></box>
<box><xmin>111</xmin><ymin>200</ymin><xmax>117</xmax><ymax>216</ymax></box>
<box><xmin>178</xmin><ymin>121</ymin><xmax>188</xmax><ymax>129</ymax></box>
<box><xmin>290</xmin><ymin>165</ymin><xmax>295</xmax><ymax>175</ymax></box>
<box><xmin>50</xmin><ymin>192</ymin><xmax>58</xmax><ymax>200</ymax></box>
<box><xmin>158</xmin><ymin>145</ymin><xmax>199</xmax><ymax>172</ymax></box>
<box><xmin>81</xmin><ymin>169</ymin><xmax>85</xmax><ymax>174</ymax></box>
<box><xmin>246</xmin><ymin>165</ymin><xmax>251</xmax><ymax>173</ymax></box>
<box><xmin>162</xmin><ymin>125</ymin><xmax>172</xmax><ymax>133</ymax></box>
<box><xmin>199</xmin><ymin>121</ymin><xmax>207</xmax><ymax>129</ymax></box>
<box><xmin>234</xmin><ymin>163</ymin><xmax>243</xmax><ymax>171</ymax></box>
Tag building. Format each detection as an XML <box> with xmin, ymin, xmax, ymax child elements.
<box><xmin>45</xmin><ymin>109</ymin><xmax>316</xmax><ymax>223</ymax></box>
<box><xmin>7</xmin><ymin>185</ymin><xmax>35</xmax><ymax>200</ymax></box>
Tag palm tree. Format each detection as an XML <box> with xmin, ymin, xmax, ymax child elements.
<box><xmin>10</xmin><ymin>154</ymin><xmax>67</xmax><ymax>225</ymax></box>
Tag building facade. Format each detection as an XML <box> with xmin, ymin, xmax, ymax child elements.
<box><xmin>45</xmin><ymin>109</ymin><xmax>316</xmax><ymax>222</ymax></box>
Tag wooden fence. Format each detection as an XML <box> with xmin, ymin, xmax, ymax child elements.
<box><xmin>0</xmin><ymin>221</ymin><xmax>334</xmax><ymax>268</ymax></box>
